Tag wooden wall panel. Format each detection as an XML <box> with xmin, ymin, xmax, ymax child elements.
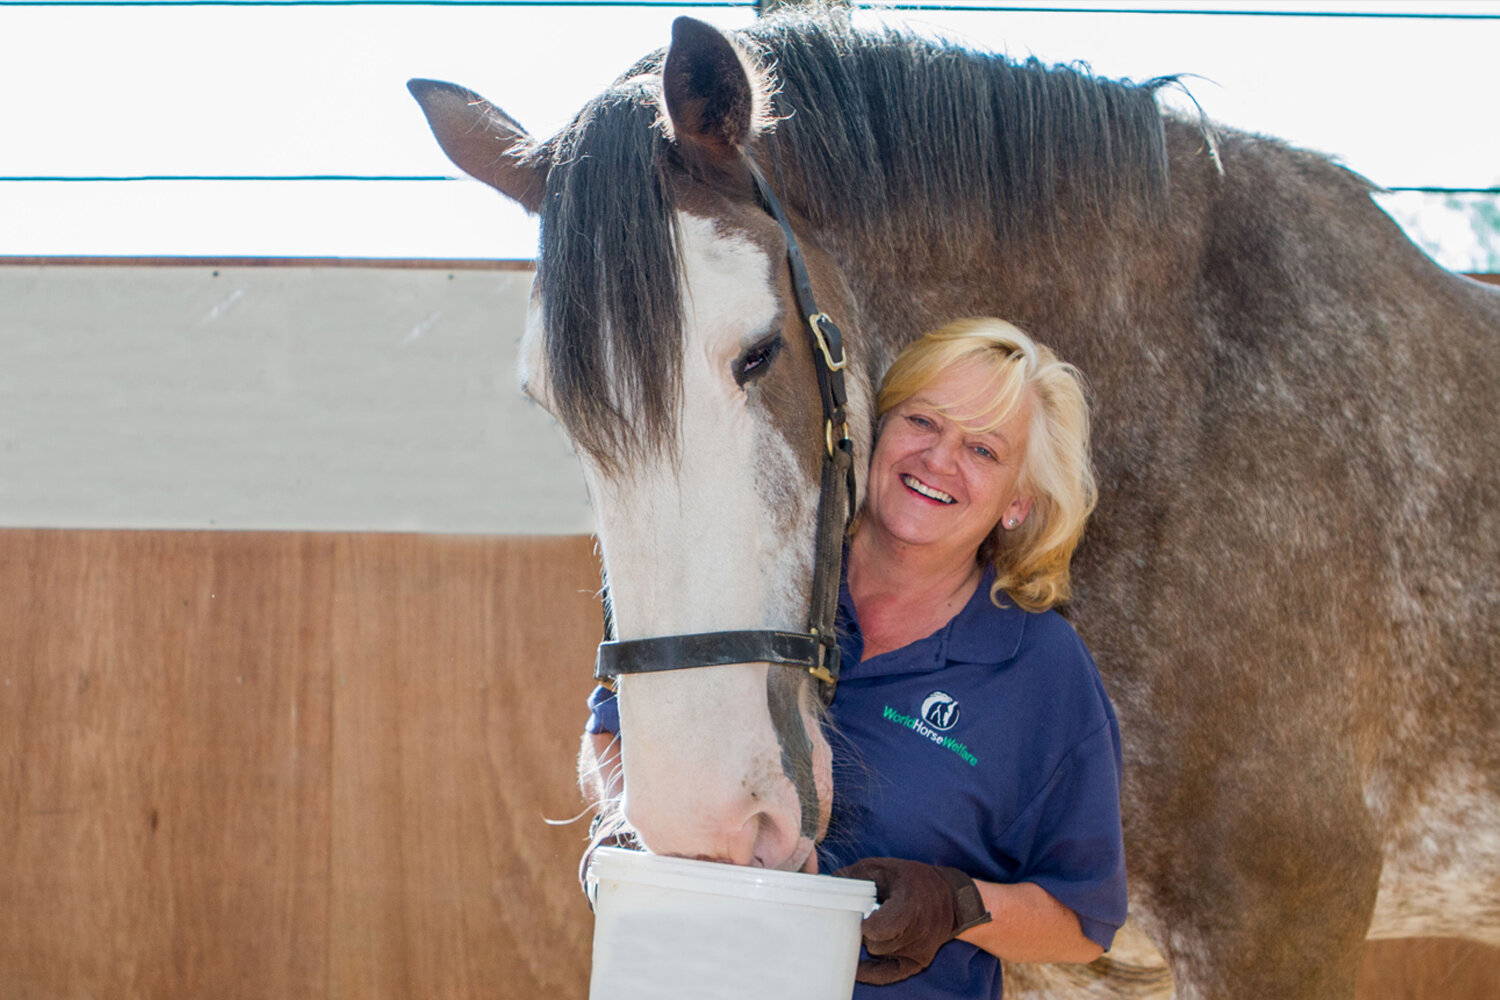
<box><xmin>1358</xmin><ymin>940</ymin><xmax>1499</xmax><ymax>1000</ymax></box>
<box><xmin>0</xmin><ymin>528</ymin><xmax>1495</xmax><ymax>999</ymax></box>
<box><xmin>0</xmin><ymin>530</ymin><xmax>599</xmax><ymax>1000</ymax></box>
<box><xmin>1</xmin><ymin>531</ymin><xmax>340</xmax><ymax>1000</ymax></box>
<box><xmin>324</xmin><ymin>534</ymin><xmax>599</xmax><ymax>1000</ymax></box>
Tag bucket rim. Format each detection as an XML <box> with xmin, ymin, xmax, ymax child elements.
<box><xmin>587</xmin><ymin>847</ymin><xmax>877</xmax><ymax>913</ymax></box>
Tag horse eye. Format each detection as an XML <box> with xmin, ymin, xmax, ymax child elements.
<box><xmin>733</xmin><ymin>336</ymin><xmax>782</xmax><ymax>387</ymax></box>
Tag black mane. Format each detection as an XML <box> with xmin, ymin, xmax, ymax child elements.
<box><xmin>536</xmin><ymin>14</ymin><xmax>1172</xmax><ymax>467</ymax></box>
<box><xmin>755</xmin><ymin>18</ymin><xmax>1172</xmax><ymax>247</ymax></box>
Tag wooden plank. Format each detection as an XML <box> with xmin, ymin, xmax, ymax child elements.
<box><xmin>0</xmin><ymin>530</ymin><xmax>599</xmax><ymax>1000</ymax></box>
<box><xmin>0</xmin><ymin>529</ymin><xmax>335</xmax><ymax>999</ymax></box>
<box><xmin>327</xmin><ymin>533</ymin><xmax>599</xmax><ymax>1000</ymax></box>
<box><xmin>3</xmin><ymin>528</ymin><xmax>1496</xmax><ymax>999</ymax></box>
<box><xmin>1358</xmin><ymin>939</ymin><xmax>1500</xmax><ymax>1000</ymax></box>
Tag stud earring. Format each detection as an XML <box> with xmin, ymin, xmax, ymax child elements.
<box><xmin>1005</xmin><ymin>517</ymin><xmax>1019</xmax><ymax>530</ymax></box>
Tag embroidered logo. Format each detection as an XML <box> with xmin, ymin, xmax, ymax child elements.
<box><xmin>920</xmin><ymin>690</ymin><xmax>961</xmax><ymax>731</ymax></box>
<box><xmin>881</xmin><ymin>701</ymin><xmax>979</xmax><ymax>766</ymax></box>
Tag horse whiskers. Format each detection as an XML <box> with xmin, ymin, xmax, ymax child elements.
<box><xmin>552</xmin><ymin>752</ymin><xmax>622</xmax><ymax>827</ymax></box>
<box><xmin>575</xmin><ymin>727</ymin><xmax>625</xmax><ymax>817</ymax></box>
<box><xmin>542</xmin><ymin>805</ymin><xmax>598</xmax><ymax>827</ymax></box>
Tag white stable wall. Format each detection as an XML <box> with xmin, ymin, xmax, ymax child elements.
<box><xmin>0</xmin><ymin>260</ymin><xmax>591</xmax><ymax>534</ymax></box>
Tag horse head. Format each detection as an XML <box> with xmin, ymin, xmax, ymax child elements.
<box><xmin>410</xmin><ymin>17</ymin><xmax>872</xmax><ymax>871</ymax></box>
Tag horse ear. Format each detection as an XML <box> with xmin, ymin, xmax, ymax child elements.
<box><xmin>407</xmin><ymin>78</ymin><xmax>550</xmax><ymax>214</ymax></box>
<box><xmin>662</xmin><ymin>17</ymin><xmax>757</xmax><ymax>163</ymax></box>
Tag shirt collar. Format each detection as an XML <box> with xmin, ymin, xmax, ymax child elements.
<box><xmin>836</xmin><ymin>565</ymin><xmax>1028</xmax><ymax>679</ymax></box>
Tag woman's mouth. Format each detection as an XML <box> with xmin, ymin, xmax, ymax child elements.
<box><xmin>901</xmin><ymin>474</ymin><xmax>955</xmax><ymax>504</ymax></box>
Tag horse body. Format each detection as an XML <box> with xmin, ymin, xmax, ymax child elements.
<box><xmin>413</xmin><ymin>14</ymin><xmax>1500</xmax><ymax>998</ymax></box>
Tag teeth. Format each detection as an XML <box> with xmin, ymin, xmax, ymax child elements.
<box><xmin>902</xmin><ymin>474</ymin><xmax>954</xmax><ymax>504</ymax></box>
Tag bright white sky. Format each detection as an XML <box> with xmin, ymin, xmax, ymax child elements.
<box><xmin>2</xmin><ymin>0</ymin><xmax>1497</xmax><ymax>265</ymax></box>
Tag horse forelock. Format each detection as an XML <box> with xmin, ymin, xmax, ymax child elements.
<box><xmin>536</xmin><ymin>75</ymin><xmax>684</xmax><ymax>475</ymax></box>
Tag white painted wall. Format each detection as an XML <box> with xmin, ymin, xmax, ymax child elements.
<box><xmin>0</xmin><ymin>261</ymin><xmax>592</xmax><ymax>535</ymax></box>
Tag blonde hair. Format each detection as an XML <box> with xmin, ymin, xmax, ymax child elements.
<box><xmin>875</xmin><ymin>317</ymin><xmax>1097</xmax><ymax>612</ymax></box>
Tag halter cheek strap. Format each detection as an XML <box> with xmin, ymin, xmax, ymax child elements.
<box><xmin>593</xmin><ymin>155</ymin><xmax>857</xmax><ymax>700</ymax></box>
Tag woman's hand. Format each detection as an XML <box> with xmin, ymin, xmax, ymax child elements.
<box><xmin>834</xmin><ymin>857</ymin><xmax>1104</xmax><ymax>983</ymax></box>
<box><xmin>833</xmin><ymin>857</ymin><xmax>991</xmax><ymax>984</ymax></box>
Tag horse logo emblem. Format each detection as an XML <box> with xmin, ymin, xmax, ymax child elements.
<box><xmin>920</xmin><ymin>691</ymin><xmax>961</xmax><ymax>731</ymax></box>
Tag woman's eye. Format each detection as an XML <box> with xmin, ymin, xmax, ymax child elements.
<box><xmin>908</xmin><ymin>415</ymin><xmax>935</xmax><ymax>430</ymax></box>
<box><xmin>972</xmin><ymin>445</ymin><xmax>996</xmax><ymax>460</ymax></box>
<box><xmin>734</xmin><ymin>337</ymin><xmax>782</xmax><ymax>386</ymax></box>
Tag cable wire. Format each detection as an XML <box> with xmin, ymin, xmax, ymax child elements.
<box><xmin>2</xmin><ymin>0</ymin><xmax>1497</xmax><ymax>15</ymax></box>
<box><xmin>0</xmin><ymin>174</ymin><xmax>455</xmax><ymax>182</ymax></box>
<box><xmin>1</xmin><ymin>176</ymin><xmax>1495</xmax><ymax>194</ymax></box>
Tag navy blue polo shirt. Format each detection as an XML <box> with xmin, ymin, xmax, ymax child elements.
<box><xmin>819</xmin><ymin>569</ymin><xmax>1126</xmax><ymax>998</ymax></box>
<box><xmin>584</xmin><ymin>568</ymin><xmax>1126</xmax><ymax>999</ymax></box>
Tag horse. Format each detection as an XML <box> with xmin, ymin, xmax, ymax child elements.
<box><xmin>409</xmin><ymin>11</ymin><xmax>1500</xmax><ymax>998</ymax></box>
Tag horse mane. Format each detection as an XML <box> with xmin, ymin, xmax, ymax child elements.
<box><xmin>535</xmin><ymin>14</ymin><xmax>1174</xmax><ymax>468</ymax></box>
<box><xmin>753</xmin><ymin>16</ymin><xmax>1174</xmax><ymax>246</ymax></box>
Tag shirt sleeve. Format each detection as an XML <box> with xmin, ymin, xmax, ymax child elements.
<box><xmin>585</xmin><ymin>683</ymin><xmax>621</xmax><ymax>735</ymax></box>
<box><xmin>998</xmin><ymin>713</ymin><xmax>1128</xmax><ymax>951</ymax></box>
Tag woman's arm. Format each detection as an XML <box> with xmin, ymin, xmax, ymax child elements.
<box><xmin>959</xmin><ymin>878</ymin><xmax>1103</xmax><ymax>964</ymax></box>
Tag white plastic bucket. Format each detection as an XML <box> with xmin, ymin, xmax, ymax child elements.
<box><xmin>585</xmin><ymin>847</ymin><xmax>877</xmax><ymax>1000</ymax></box>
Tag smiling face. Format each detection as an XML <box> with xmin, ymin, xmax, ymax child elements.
<box><xmin>864</xmin><ymin>359</ymin><xmax>1035</xmax><ymax>566</ymax></box>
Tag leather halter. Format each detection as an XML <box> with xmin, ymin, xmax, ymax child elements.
<box><xmin>594</xmin><ymin>156</ymin><xmax>858</xmax><ymax>700</ymax></box>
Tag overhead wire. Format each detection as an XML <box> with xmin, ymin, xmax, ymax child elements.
<box><xmin>0</xmin><ymin>176</ymin><xmax>1495</xmax><ymax>193</ymax></box>
<box><xmin>2</xmin><ymin>4</ymin><xmax>1493</xmax><ymax>199</ymax></box>
<box><xmin>1</xmin><ymin>0</ymin><xmax>1497</xmax><ymax>13</ymax></box>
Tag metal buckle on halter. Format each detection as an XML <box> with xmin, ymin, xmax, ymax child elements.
<box><xmin>805</xmin><ymin>626</ymin><xmax>838</xmax><ymax>686</ymax></box>
<box><xmin>808</xmin><ymin>313</ymin><xmax>847</xmax><ymax>372</ymax></box>
<box><xmin>824</xmin><ymin>417</ymin><xmax>852</xmax><ymax>458</ymax></box>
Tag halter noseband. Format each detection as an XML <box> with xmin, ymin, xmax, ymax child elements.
<box><xmin>593</xmin><ymin>155</ymin><xmax>858</xmax><ymax>699</ymax></box>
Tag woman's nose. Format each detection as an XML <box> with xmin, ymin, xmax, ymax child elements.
<box><xmin>922</xmin><ymin>432</ymin><xmax>961</xmax><ymax>472</ymax></box>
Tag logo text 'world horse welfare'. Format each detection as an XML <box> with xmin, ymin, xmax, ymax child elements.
<box><xmin>882</xmin><ymin>704</ymin><xmax>979</xmax><ymax>765</ymax></box>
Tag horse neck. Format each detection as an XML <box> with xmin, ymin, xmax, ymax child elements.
<box><xmin>775</xmin><ymin>116</ymin><xmax>1229</xmax><ymax>462</ymax></box>
<box><xmin>808</xmin><ymin>177</ymin><xmax>1198</xmax><ymax>385</ymax></box>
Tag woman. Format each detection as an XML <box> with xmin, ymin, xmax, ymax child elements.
<box><xmin>581</xmin><ymin>317</ymin><xmax>1125</xmax><ymax>995</ymax></box>
<box><xmin>817</xmin><ymin>317</ymin><xmax>1125</xmax><ymax>994</ymax></box>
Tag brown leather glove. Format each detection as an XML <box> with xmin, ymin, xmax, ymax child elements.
<box><xmin>834</xmin><ymin>857</ymin><xmax>992</xmax><ymax>985</ymax></box>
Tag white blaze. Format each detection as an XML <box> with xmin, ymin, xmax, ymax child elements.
<box><xmin>582</xmin><ymin>212</ymin><xmax>821</xmax><ymax>869</ymax></box>
<box><xmin>592</xmin><ymin>214</ymin><xmax>806</xmax><ymax>635</ymax></box>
